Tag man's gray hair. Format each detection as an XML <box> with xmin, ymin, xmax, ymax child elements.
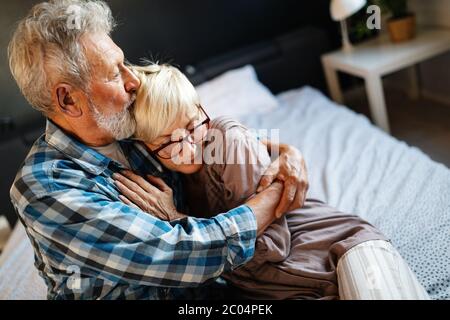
<box><xmin>8</xmin><ymin>0</ymin><xmax>116</xmax><ymax>115</ymax></box>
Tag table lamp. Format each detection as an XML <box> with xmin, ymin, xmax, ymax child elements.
<box><xmin>330</xmin><ymin>0</ymin><xmax>367</xmax><ymax>53</ymax></box>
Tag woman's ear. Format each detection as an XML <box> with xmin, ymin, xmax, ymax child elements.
<box><xmin>55</xmin><ymin>83</ymin><xmax>83</xmax><ymax>117</ymax></box>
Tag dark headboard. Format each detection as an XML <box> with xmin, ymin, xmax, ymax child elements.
<box><xmin>184</xmin><ymin>26</ymin><xmax>331</xmax><ymax>94</ymax></box>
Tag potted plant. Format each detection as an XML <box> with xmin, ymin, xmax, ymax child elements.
<box><xmin>376</xmin><ymin>0</ymin><xmax>416</xmax><ymax>42</ymax></box>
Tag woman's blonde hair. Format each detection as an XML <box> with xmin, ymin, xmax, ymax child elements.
<box><xmin>132</xmin><ymin>62</ymin><xmax>200</xmax><ymax>143</ymax></box>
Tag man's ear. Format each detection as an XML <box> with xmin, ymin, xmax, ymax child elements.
<box><xmin>55</xmin><ymin>84</ymin><xmax>83</xmax><ymax>117</ymax></box>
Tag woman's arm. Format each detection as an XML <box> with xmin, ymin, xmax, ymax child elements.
<box><xmin>206</xmin><ymin>118</ymin><xmax>304</xmax><ymax>220</ymax></box>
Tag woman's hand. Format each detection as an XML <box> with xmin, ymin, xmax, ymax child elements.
<box><xmin>257</xmin><ymin>142</ymin><xmax>309</xmax><ymax>218</ymax></box>
<box><xmin>113</xmin><ymin>170</ymin><xmax>187</xmax><ymax>221</ymax></box>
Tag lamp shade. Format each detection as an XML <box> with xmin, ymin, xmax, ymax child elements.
<box><xmin>330</xmin><ymin>0</ymin><xmax>366</xmax><ymax>21</ymax></box>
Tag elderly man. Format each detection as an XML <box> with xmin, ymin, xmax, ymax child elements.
<box><xmin>8</xmin><ymin>0</ymin><xmax>306</xmax><ymax>299</ymax></box>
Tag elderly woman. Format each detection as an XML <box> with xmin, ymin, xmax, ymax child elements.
<box><xmin>113</xmin><ymin>63</ymin><xmax>430</xmax><ymax>300</ymax></box>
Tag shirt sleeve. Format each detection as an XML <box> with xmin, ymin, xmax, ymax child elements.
<box><xmin>19</xmin><ymin>186</ymin><xmax>257</xmax><ymax>288</ymax></box>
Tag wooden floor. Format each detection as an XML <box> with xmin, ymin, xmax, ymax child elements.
<box><xmin>343</xmin><ymin>85</ymin><xmax>450</xmax><ymax>168</ymax></box>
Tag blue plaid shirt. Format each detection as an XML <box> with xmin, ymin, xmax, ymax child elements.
<box><xmin>10</xmin><ymin>120</ymin><xmax>257</xmax><ymax>300</ymax></box>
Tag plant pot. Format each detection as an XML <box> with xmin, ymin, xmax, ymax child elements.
<box><xmin>387</xmin><ymin>14</ymin><xmax>416</xmax><ymax>43</ymax></box>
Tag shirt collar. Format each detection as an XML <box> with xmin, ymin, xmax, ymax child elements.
<box><xmin>45</xmin><ymin>119</ymin><xmax>119</xmax><ymax>175</ymax></box>
<box><xmin>44</xmin><ymin>119</ymin><xmax>184</xmax><ymax>210</ymax></box>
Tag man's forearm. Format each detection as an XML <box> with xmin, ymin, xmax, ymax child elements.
<box><xmin>245</xmin><ymin>181</ymin><xmax>283</xmax><ymax>236</ymax></box>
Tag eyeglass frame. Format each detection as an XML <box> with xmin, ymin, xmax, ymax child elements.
<box><xmin>150</xmin><ymin>104</ymin><xmax>210</xmax><ymax>160</ymax></box>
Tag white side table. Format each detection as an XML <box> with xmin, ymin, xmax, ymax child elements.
<box><xmin>321</xmin><ymin>27</ymin><xmax>450</xmax><ymax>133</ymax></box>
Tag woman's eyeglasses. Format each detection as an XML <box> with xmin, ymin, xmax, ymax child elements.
<box><xmin>151</xmin><ymin>104</ymin><xmax>210</xmax><ymax>160</ymax></box>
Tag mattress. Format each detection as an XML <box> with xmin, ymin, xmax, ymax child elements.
<box><xmin>1</xmin><ymin>86</ymin><xmax>449</xmax><ymax>300</ymax></box>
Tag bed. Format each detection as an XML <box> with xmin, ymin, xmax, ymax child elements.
<box><xmin>1</xmin><ymin>27</ymin><xmax>449</xmax><ymax>300</ymax></box>
<box><xmin>239</xmin><ymin>86</ymin><xmax>450</xmax><ymax>300</ymax></box>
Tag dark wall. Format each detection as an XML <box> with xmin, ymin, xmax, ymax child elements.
<box><xmin>109</xmin><ymin>0</ymin><xmax>337</xmax><ymax>65</ymax></box>
<box><xmin>0</xmin><ymin>1</ymin><xmax>44</xmax><ymax>129</ymax></box>
<box><xmin>0</xmin><ymin>0</ymin><xmax>337</xmax><ymax>129</ymax></box>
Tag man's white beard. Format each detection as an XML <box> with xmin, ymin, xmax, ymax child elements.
<box><xmin>90</xmin><ymin>97</ymin><xmax>136</xmax><ymax>141</ymax></box>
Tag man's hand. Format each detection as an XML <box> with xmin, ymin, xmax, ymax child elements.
<box><xmin>245</xmin><ymin>181</ymin><xmax>284</xmax><ymax>236</ymax></box>
<box><xmin>257</xmin><ymin>142</ymin><xmax>309</xmax><ymax>218</ymax></box>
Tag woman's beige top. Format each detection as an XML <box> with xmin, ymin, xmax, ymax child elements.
<box><xmin>183</xmin><ymin>117</ymin><xmax>388</xmax><ymax>299</ymax></box>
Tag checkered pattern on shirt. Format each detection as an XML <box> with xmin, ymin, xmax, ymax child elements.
<box><xmin>10</xmin><ymin>120</ymin><xmax>257</xmax><ymax>300</ymax></box>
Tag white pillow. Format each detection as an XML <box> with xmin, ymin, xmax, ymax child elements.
<box><xmin>195</xmin><ymin>65</ymin><xmax>279</xmax><ymax>119</ymax></box>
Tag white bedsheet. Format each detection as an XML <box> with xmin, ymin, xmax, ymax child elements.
<box><xmin>0</xmin><ymin>222</ymin><xmax>46</xmax><ymax>299</ymax></box>
<box><xmin>1</xmin><ymin>86</ymin><xmax>449</xmax><ymax>300</ymax></box>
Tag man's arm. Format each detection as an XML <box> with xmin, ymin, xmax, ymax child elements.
<box><xmin>16</xmin><ymin>186</ymin><xmax>258</xmax><ymax>288</ymax></box>
<box><xmin>114</xmin><ymin>170</ymin><xmax>284</xmax><ymax>238</ymax></box>
<box><xmin>245</xmin><ymin>181</ymin><xmax>284</xmax><ymax>236</ymax></box>
<box><xmin>259</xmin><ymin>140</ymin><xmax>309</xmax><ymax>217</ymax></box>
